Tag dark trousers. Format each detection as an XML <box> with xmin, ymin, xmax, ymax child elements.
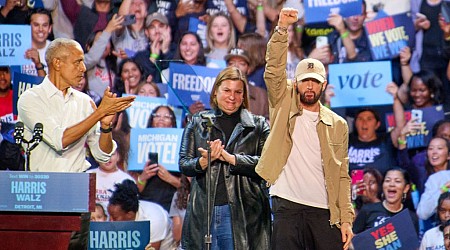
<box><xmin>271</xmin><ymin>197</ymin><xmax>343</xmax><ymax>250</ymax></box>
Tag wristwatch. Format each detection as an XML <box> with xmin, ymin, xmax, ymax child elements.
<box><xmin>275</xmin><ymin>26</ymin><xmax>288</xmax><ymax>35</ymax></box>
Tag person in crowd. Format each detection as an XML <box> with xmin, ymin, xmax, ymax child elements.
<box><xmin>179</xmin><ymin>66</ymin><xmax>271</xmax><ymax>249</ymax></box>
<box><xmin>73</xmin><ymin>74</ymin><xmax>102</xmax><ymax>107</ymax></box>
<box><xmin>114</xmin><ymin>58</ymin><xmax>144</xmax><ymax>96</ymax></box>
<box><xmin>42</xmin><ymin>0</ymin><xmax>74</xmax><ymax>39</ymax></box>
<box><xmin>205</xmin><ymin>12</ymin><xmax>236</xmax><ymax>68</ymax></box>
<box><xmin>0</xmin><ymin>67</ymin><xmax>13</xmax><ymax>122</ymax></box>
<box><xmin>0</xmin><ymin>0</ymin><xmax>30</xmax><ymax>24</ymax></box>
<box><xmin>225</xmin><ymin>47</ymin><xmax>269</xmax><ymax>119</ymax></box>
<box><xmin>22</xmin><ymin>8</ymin><xmax>53</xmax><ymax>77</ymax></box>
<box><xmin>111</xmin><ymin>129</ymin><xmax>130</xmax><ymax>170</ymax></box>
<box><xmin>62</xmin><ymin>0</ymin><xmax>118</xmax><ymax>49</ymax></box>
<box><xmin>87</xmin><ymin>149</ymin><xmax>135</xmax><ymax>211</ymax></box>
<box><xmin>136</xmin><ymin>81</ymin><xmax>161</xmax><ymax>97</ymax></box>
<box><xmin>237</xmin><ymin>32</ymin><xmax>266</xmax><ymax>89</ymax></box>
<box><xmin>133</xmin><ymin>12</ymin><xmax>176</xmax><ymax>83</ymax></box>
<box><xmin>353</xmin><ymin>168</ymin><xmax>419</xmax><ymax>234</ymax></box>
<box><xmin>286</xmin><ymin>23</ymin><xmax>304</xmax><ymax>80</ymax></box>
<box><xmin>349</xmin><ymin>108</ymin><xmax>396</xmax><ymax>175</ymax></box>
<box><xmin>445</xmin><ymin>219</ymin><xmax>450</xmax><ymax>250</ymax></box>
<box><xmin>352</xmin><ymin>168</ymin><xmax>383</xmax><ymax>213</ymax></box>
<box><xmin>244</xmin><ymin>0</ymin><xmax>269</xmax><ymax>37</ymax></box>
<box><xmin>420</xmin><ymin>192</ymin><xmax>450</xmax><ymax>250</ymax></box>
<box><xmin>108</xmin><ymin>179</ymin><xmax>174</xmax><ymax>250</ymax></box>
<box><xmin>255</xmin><ymin>8</ymin><xmax>354</xmax><ymax>250</ymax></box>
<box><xmin>205</xmin><ymin>0</ymin><xmax>248</xmax><ymax>34</ymax></box>
<box><xmin>91</xmin><ymin>203</ymin><xmax>108</xmax><ymax>222</ymax></box>
<box><xmin>17</xmin><ymin>38</ymin><xmax>135</xmax><ymax>172</ymax></box>
<box><xmin>84</xmin><ymin>15</ymin><xmax>122</xmax><ymax>98</ymax></box>
<box><xmin>173</xmin><ymin>0</ymin><xmax>206</xmax><ymax>43</ymax></box>
<box><xmin>132</xmin><ymin>105</ymin><xmax>181</xmax><ymax>212</ymax></box>
<box><xmin>417</xmin><ymin>170</ymin><xmax>450</xmax><ymax>223</ymax></box>
<box><xmin>168</xmin><ymin>174</ymin><xmax>190</xmax><ymax>249</ymax></box>
<box><xmin>390</xmin><ymin>70</ymin><xmax>445</xmax><ymax>148</ymax></box>
<box><xmin>112</xmin><ymin>0</ymin><xmax>149</xmax><ymax>59</ymax></box>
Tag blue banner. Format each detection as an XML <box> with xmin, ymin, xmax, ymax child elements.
<box><xmin>167</xmin><ymin>62</ymin><xmax>220</xmax><ymax>109</ymax></box>
<box><xmin>385</xmin><ymin>105</ymin><xmax>445</xmax><ymax>149</ymax></box>
<box><xmin>89</xmin><ymin>221</ymin><xmax>150</xmax><ymax>250</ymax></box>
<box><xmin>0</xmin><ymin>172</ymin><xmax>91</xmax><ymax>212</ymax></box>
<box><xmin>352</xmin><ymin>209</ymin><xmax>419</xmax><ymax>250</ymax></box>
<box><xmin>188</xmin><ymin>17</ymin><xmax>207</xmax><ymax>48</ymax></box>
<box><xmin>328</xmin><ymin>61</ymin><xmax>393</xmax><ymax>108</ymax></box>
<box><xmin>364</xmin><ymin>13</ymin><xmax>415</xmax><ymax>60</ymax></box>
<box><xmin>124</xmin><ymin>95</ymin><xmax>183</xmax><ymax>129</ymax></box>
<box><xmin>304</xmin><ymin>0</ymin><xmax>363</xmax><ymax>24</ymax></box>
<box><xmin>128</xmin><ymin>128</ymin><xmax>184</xmax><ymax>172</ymax></box>
<box><xmin>12</xmin><ymin>72</ymin><xmax>43</xmax><ymax>115</ymax></box>
<box><xmin>0</xmin><ymin>25</ymin><xmax>32</xmax><ymax>66</ymax></box>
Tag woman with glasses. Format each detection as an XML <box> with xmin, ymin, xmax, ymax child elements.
<box><xmin>420</xmin><ymin>192</ymin><xmax>450</xmax><ymax>250</ymax></box>
<box><xmin>133</xmin><ymin>105</ymin><xmax>181</xmax><ymax>212</ymax></box>
<box><xmin>179</xmin><ymin>67</ymin><xmax>271</xmax><ymax>249</ymax></box>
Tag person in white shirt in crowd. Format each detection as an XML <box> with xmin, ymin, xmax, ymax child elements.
<box><xmin>420</xmin><ymin>192</ymin><xmax>450</xmax><ymax>250</ymax></box>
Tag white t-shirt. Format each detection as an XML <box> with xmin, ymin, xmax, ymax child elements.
<box><xmin>270</xmin><ymin>109</ymin><xmax>328</xmax><ymax>209</ymax></box>
<box><xmin>136</xmin><ymin>201</ymin><xmax>174</xmax><ymax>250</ymax></box>
<box><xmin>419</xmin><ymin>226</ymin><xmax>444</xmax><ymax>250</ymax></box>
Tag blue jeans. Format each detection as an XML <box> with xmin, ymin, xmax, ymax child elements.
<box><xmin>210</xmin><ymin>204</ymin><xmax>234</xmax><ymax>250</ymax></box>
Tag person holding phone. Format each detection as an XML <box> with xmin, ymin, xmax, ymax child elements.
<box><xmin>0</xmin><ymin>0</ymin><xmax>29</xmax><ymax>24</ymax></box>
<box><xmin>179</xmin><ymin>67</ymin><xmax>271</xmax><ymax>249</ymax></box>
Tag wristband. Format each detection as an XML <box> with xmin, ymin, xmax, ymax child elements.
<box><xmin>35</xmin><ymin>65</ymin><xmax>45</xmax><ymax>71</ymax></box>
<box><xmin>400</xmin><ymin>62</ymin><xmax>409</xmax><ymax>66</ymax></box>
<box><xmin>442</xmin><ymin>185</ymin><xmax>449</xmax><ymax>192</ymax></box>
<box><xmin>150</xmin><ymin>53</ymin><xmax>159</xmax><ymax>59</ymax></box>
<box><xmin>100</xmin><ymin>125</ymin><xmax>113</xmax><ymax>133</ymax></box>
<box><xmin>397</xmin><ymin>137</ymin><xmax>407</xmax><ymax>145</ymax></box>
<box><xmin>256</xmin><ymin>5</ymin><xmax>263</xmax><ymax>11</ymax></box>
<box><xmin>137</xmin><ymin>175</ymin><xmax>146</xmax><ymax>185</ymax></box>
<box><xmin>340</xmin><ymin>30</ymin><xmax>350</xmax><ymax>39</ymax></box>
<box><xmin>295</xmin><ymin>25</ymin><xmax>303</xmax><ymax>33</ymax></box>
<box><xmin>275</xmin><ymin>26</ymin><xmax>288</xmax><ymax>35</ymax></box>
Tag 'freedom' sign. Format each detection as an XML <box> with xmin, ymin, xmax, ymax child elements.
<box><xmin>328</xmin><ymin>61</ymin><xmax>393</xmax><ymax>108</ymax></box>
<box><xmin>0</xmin><ymin>25</ymin><xmax>32</xmax><ymax>66</ymax></box>
<box><xmin>304</xmin><ymin>0</ymin><xmax>363</xmax><ymax>24</ymax></box>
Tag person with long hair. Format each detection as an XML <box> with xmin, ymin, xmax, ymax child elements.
<box><xmin>179</xmin><ymin>67</ymin><xmax>271</xmax><ymax>249</ymax></box>
<box><xmin>205</xmin><ymin>12</ymin><xmax>236</xmax><ymax>68</ymax></box>
<box><xmin>168</xmin><ymin>175</ymin><xmax>191</xmax><ymax>249</ymax></box>
<box><xmin>114</xmin><ymin>58</ymin><xmax>144</xmax><ymax>96</ymax></box>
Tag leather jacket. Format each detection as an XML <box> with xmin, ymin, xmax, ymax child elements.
<box><xmin>179</xmin><ymin>108</ymin><xmax>271</xmax><ymax>250</ymax></box>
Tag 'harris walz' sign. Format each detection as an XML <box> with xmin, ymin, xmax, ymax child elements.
<box><xmin>0</xmin><ymin>25</ymin><xmax>32</xmax><ymax>66</ymax></box>
<box><xmin>364</xmin><ymin>13</ymin><xmax>415</xmax><ymax>60</ymax></box>
<box><xmin>89</xmin><ymin>221</ymin><xmax>150</xmax><ymax>250</ymax></box>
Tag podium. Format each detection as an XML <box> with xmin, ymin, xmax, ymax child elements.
<box><xmin>0</xmin><ymin>172</ymin><xmax>95</xmax><ymax>250</ymax></box>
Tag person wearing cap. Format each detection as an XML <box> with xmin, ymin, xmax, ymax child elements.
<box><xmin>225</xmin><ymin>47</ymin><xmax>269</xmax><ymax>119</ymax></box>
<box><xmin>255</xmin><ymin>8</ymin><xmax>354</xmax><ymax>250</ymax></box>
<box><xmin>133</xmin><ymin>12</ymin><xmax>176</xmax><ymax>83</ymax></box>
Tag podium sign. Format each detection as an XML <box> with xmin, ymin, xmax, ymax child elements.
<box><xmin>0</xmin><ymin>171</ymin><xmax>93</xmax><ymax>212</ymax></box>
<box><xmin>89</xmin><ymin>221</ymin><xmax>151</xmax><ymax>250</ymax></box>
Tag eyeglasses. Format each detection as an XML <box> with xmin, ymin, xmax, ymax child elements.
<box><xmin>152</xmin><ymin>114</ymin><xmax>173</xmax><ymax>120</ymax></box>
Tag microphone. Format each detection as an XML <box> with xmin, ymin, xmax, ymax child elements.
<box><xmin>28</xmin><ymin>123</ymin><xmax>43</xmax><ymax>151</ymax></box>
<box><xmin>156</xmin><ymin>59</ymin><xmax>185</xmax><ymax>63</ymax></box>
<box><xmin>14</xmin><ymin>121</ymin><xmax>24</xmax><ymax>144</ymax></box>
<box><xmin>201</xmin><ymin>113</ymin><xmax>216</xmax><ymax>128</ymax></box>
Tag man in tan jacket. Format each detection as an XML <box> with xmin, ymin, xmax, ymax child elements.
<box><xmin>255</xmin><ymin>8</ymin><xmax>354</xmax><ymax>250</ymax></box>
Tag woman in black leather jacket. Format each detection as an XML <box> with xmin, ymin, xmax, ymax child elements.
<box><xmin>179</xmin><ymin>67</ymin><xmax>271</xmax><ymax>250</ymax></box>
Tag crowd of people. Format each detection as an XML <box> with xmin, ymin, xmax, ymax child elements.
<box><xmin>1</xmin><ymin>0</ymin><xmax>450</xmax><ymax>249</ymax></box>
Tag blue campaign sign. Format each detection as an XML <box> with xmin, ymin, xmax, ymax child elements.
<box><xmin>12</xmin><ymin>72</ymin><xmax>43</xmax><ymax>115</ymax></box>
<box><xmin>0</xmin><ymin>25</ymin><xmax>32</xmax><ymax>66</ymax></box>
<box><xmin>125</xmin><ymin>95</ymin><xmax>184</xmax><ymax>129</ymax></box>
<box><xmin>0</xmin><ymin>0</ymin><xmax>5</xmax><ymax>6</ymax></box>
<box><xmin>385</xmin><ymin>105</ymin><xmax>445</xmax><ymax>149</ymax></box>
<box><xmin>304</xmin><ymin>0</ymin><xmax>363</xmax><ymax>24</ymax></box>
<box><xmin>0</xmin><ymin>172</ymin><xmax>91</xmax><ymax>212</ymax></box>
<box><xmin>364</xmin><ymin>12</ymin><xmax>415</xmax><ymax>60</ymax></box>
<box><xmin>128</xmin><ymin>128</ymin><xmax>184</xmax><ymax>172</ymax></box>
<box><xmin>328</xmin><ymin>61</ymin><xmax>393</xmax><ymax>108</ymax></box>
<box><xmin>89</xmin><ymin>221</ymin><xmax>150</xmax><ymax>250</ymax></box>
<box><xmin>188</xmin><ymin>17</ymin><xmax>207</xmax><ymax>48</ymax></box>
<box><xmin>352</xmin><ymin>209</ymin><xmax>419</xmax><ymax>250</ymax></box>
<box><xmin>167</xmin><ymin>62</ymin><xmax>221</xmax><ymax>110</ymax></box>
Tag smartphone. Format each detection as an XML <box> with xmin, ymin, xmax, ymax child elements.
<box><xmin>411</xmin><ymin>109</ymin><xmax>423</xmax><ymax>123</ymax></box>
<box><xmin>122</xmin><ymin>14</ymin><xmax>136</xmax><ymax>26</ymax></box>
<box><xmin>316</xmin><ymin>36</ymin><xmax>328</xmax><ymax>48</ymax></box>
<box><xmin>351</xmin><ymin>170</ymin><xmax>364</xmax><ymax>195</ymax></box>
<box><xmin>442</xmin><ymin>2</ymin><xmax>450</xmax><ymax>23</ymax></box>
<box><xmin>148</xmin><ymin>152</ymin><xmax>159</xmax><ymax>165</ymax></box>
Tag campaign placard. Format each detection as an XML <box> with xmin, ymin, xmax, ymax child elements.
<box><xmin>188</xmin><ymin>17</ymin><xmax>207</xmax><ymax>48</ymax></box>
<box><xmin>124</xmin><ymin>95</ymin><xmax>183</xmax><ymax>129</ymax></box>
<box><xmin>0</xmin><ymin>171</ymin><xmax>91</xmax><ymax>212</ymax></box>
<box><xmin>12</xmin><ymin>72</ymin><xmax>43</xmax><ymax>115</ymax></box>
<box><xmin>352</xmin><ymin>209</ymin><xmax>419</xmax><ymax>250</ymax></box>
<box><xmin>0</xmin><ymin>25</ymin><xmax>32</xmax><ymax>66</ymax></box>
<box><xmin>128</xmin><ymin>128</ymin><xmax>184</xmax><ymax>172</ymax></box>
<box><xmin>328</xmin><ymin>61</ymin><xmax>393</xmax><ymax>108</ymax></box>
<box><xmin>364</xmin><ymin>13</ymin><xmax>415</xmax><ymax>60</ymax></box>
<box><xmin>385</xmin><ymin>105</ymin><xmax>445</xmax><ymax>149</ymax></box>
<box><xmin>167</xmin><ymin>62</ymin><xmax>221</xmax><ymax>110</ymax></box>
<box><xmin>304</xmin><ymin>0</ymin><xmax>363</xmax><ymax>24</ymax></box>
<box><xmin>89</xmin><ymin>221</ymin><xmax>150</xmax><ymax>250</ymax></box>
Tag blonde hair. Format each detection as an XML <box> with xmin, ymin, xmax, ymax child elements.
<box><xmin>205</xmin><ymin>12</ymin><xmax>236</xmax><ymax>53</ymax></box>
<box><xmin>209</xmin><ymin>66</ymin><xmax>249</xmax><ymax>110</ymax></box>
